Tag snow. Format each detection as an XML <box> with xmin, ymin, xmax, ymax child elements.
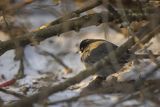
<box><xmin>0</xmin><ymin>26</ymin><xmax>160</xmax><ymax>106</ymax></box>
<box><xmin>0</xmin><ymin>3</ymin><xmax>159</xmax><ymax>106</ymax></box>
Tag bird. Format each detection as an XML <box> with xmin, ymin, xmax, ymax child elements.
<box><xmin>79</xmin><ymin>39</ymin><xmax>130</xmax><ymax>81</ymax></box>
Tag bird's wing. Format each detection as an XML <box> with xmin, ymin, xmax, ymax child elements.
<box><xmin>81</xmin><ymin>41</ymin><xmax>118</xmax><ymax>65</ymax></box>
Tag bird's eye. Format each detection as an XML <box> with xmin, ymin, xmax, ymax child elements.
<box><xmin>80</xmin><ymin>48</ymin><xmax>83</xmax><ymax>52</ymax></box>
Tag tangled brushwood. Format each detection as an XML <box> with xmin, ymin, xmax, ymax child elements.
<box><xmin>0</xmin><ymin>0</ymin><xmax>159</xmax><ymax>107</ymax></box>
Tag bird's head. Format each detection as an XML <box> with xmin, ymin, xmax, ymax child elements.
<box><xmin>79</xmin><ymin>39</ymin><xmax>105</xmax><ymax>53</ymax></box>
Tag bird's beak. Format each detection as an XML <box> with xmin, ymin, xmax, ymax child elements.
<box><xmin>76</xmin><ymin>50</ymin><xmax>82</xmax><ymax>54</ymax></box>
<box><xmin>78</xmin><ymin>51</ymin><xmax>82</xmax><ymax>54</ymax></box>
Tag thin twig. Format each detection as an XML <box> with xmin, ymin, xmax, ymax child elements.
<box><xmin>0</xmin><ymin>88</ymin><xmax>25</xmax><ymax>99</ymax></box>
<box><xmin>2</xmin><ymin>0</ymin><xmax>36</xmax><ymax>15</ymax></box>
<box><xmin>0</xmin><ymin>12</ymin><xmax>115</xmax><ymax>56</ymax></box>
<box><xmin>4</xmin><ymin>18</ymin><xmax>159</xmax><ymax>107</ymax></box>
<box><xmin>112</xmin><ymin>52</ymin><xmax>160</xmax><ymax>107</ymax></box>
<box><xmin>131</xmin><ymin>54</ymin><xmax>160</xmax><ymax>59</ymax></box>
<box><xmin>2</xmin><ymin>10</ymin><xmax>25</xmax><ymax>79</ymax></box>
<box><xmin>111</xmin><ymin>91</ymin><xmax>140</xmax><ymax>107</ymax></box>
<box><xmin>135</xmin><ymin>53</ymin><xmax>160</xmax><ymax>88</ymax></box>
<box><xmin>38</xmin><ymin>50</ymin><xmax>72</xmax><ymax>74</ymax></box>
<box><xmin>48</xmin><ymin>0</ymin><xmax>102</xmax><ymax>26</ymax></box>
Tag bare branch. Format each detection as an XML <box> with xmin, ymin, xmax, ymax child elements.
<box><xmin>2</xmin><ymin>0</ymin><xmax>36</xmax><ymax>15</ymax></box>
<box><xmin>0</xmin><ymin>88</ymin><xmax>25</xmax><ymax>99</ymax></box>
<box><xmin>38</xmin><ymin>50</ymin><xmax>72</xmax><ymax>74</ymax></box>
<box><xmin>4</xmin><ymin>15</ymin><xmax>160</xmax><ymax>107</ymax></box>
<box><xmin>47</xmin><ymin>0</ymin><xmax>102</xmax><ymax>26</ymax></box>
<box><xmin>0</xmin><ymin>12</ymin><xmax>115</xmax><ymax>56</ymax></box>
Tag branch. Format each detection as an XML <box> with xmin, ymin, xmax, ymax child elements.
<box><xmin>0</xmin><ymin>1</ymin><xmax>157</xmax><ymax>56</ymax></box>
<box><xmin>48</xmin><ymin>0</ymin><xmax>102</xmax><ymax>26</ymax></box>
<box><xmin>43</xmin><ymin>0</ymin><xmax>150</xmax><ymax>27</ymax></box>
<box><xmin>2</xmin><ymin>0</ymin><xmax>35</xmax><ymax>15</ymax></box>
<box><xmin>38</xmin><ymin>50</ymin><xmax>72</xmax><ymax>74</ymax></box>
<box><xmin>112</xmin><ymin>66</ymin><xmax>160</xmax><ymax>107</ymax></box>
<box><xmin>0</xmin><ymin>12</ymin><xmax>115</xmax><ymax>56</ymax></box>
<box><xmin>4</xmin><ymin>15</ymin><xmax>160</xmax><ymax>107</ymax></box>
<box><xmin>0</xmin><ymin>88</ymin><xmax>25</xmax><ymax>99</ymax></box>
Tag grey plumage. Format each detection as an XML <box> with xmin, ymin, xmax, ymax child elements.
<box><xmin>80</xmin><ymin>39</ymin><xmax>130</xmax><ymax>78</ymax></box>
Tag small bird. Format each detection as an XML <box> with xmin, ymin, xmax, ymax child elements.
<box><xmin>79</xmin><ymin>39</ymin><xmax>130</xmax><ymax>81</ymax></box>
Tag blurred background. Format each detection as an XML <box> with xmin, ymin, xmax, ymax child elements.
<box><xmin>0</xmin><ymin>0</ymin><xmax>129</xmax><ymax>79</ymax></box>
<box><xmin>0</xmin><ymin>0</ymin><xmax>160</xmax><ymax>107</ymax></box>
